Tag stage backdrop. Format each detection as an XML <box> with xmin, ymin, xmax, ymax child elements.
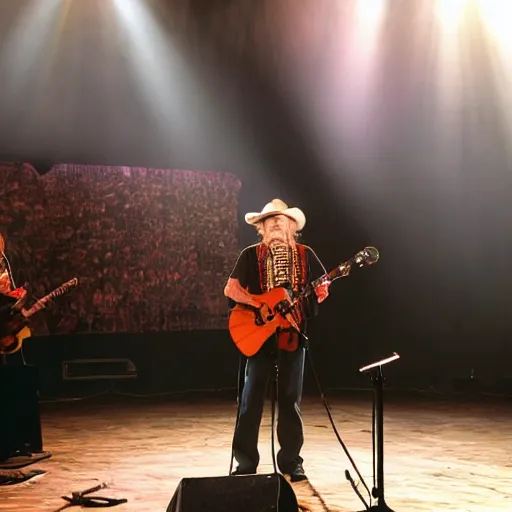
<box><xmin>0</xmin><ymin>162</ymin><xmax>241</xmax><ymax>335</ymax></box>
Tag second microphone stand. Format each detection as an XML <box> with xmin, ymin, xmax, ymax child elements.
<box><xmin>357</xmin><ymin>353</ymin><xmax>400</xmax><ymax>512</ymax></box>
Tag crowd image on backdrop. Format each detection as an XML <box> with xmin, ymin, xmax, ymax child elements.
<box><xmin>0</xmin><ymin>162</ymin><xmax>241</xmax><ymax>336</ymax></box>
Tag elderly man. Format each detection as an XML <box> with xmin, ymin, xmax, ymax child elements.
<box><xmin>224</xmin><ymin>199</ymin><xmax>330</xmax><ymax>482</ymax></box>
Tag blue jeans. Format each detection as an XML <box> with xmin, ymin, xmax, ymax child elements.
<box><xmin>232</xmin><ymin>336</ymin><xmax>306</xmax><ymax>473</ymax></box>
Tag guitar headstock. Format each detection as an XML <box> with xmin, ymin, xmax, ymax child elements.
<box><xmin>330</xmin><ymin>247</ymin><xmax>380</xmax><ymax>281</ymax></box>
<box><xmin>66</xmin><ymin>277</ymin><xmax>78</xmax><ymax>288</ymax></box>
<box><xmin>64</xmin><ymin>278</ymin><xmax>79</xmax><ymax>289</ymax></box>
<box><xmin>53</xmin><ymin>278</ymin><xmax>79</xmax><ymax>296</ymax></box>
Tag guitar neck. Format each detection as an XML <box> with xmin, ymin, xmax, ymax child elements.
<box><xmin>292</xmin><ymin>262</ymin><xmax>350</xmax><ymax>307</ymax></box>
<box><xmin>311</xmin><ymin>265</ymin><xmax>348</xmax><ymax>289</ymax></box>
<box><xmin>22</xmin><ymin>278</ymin><xmax>78</xmax><ymax>319</ymax></box>
<box><xmin>280</xmin><ymin>248</ymin><xmax>378</xmax><ymax>313</ymax></box>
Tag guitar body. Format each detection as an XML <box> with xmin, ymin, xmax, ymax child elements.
<box><xmin>0</xmin><ymin>324</ymin><xmax>31</xmax><ymax>355</ymax></box>
<box><xmin>228</xmin><ymin>287</ymin><xmax>296</xmax><ymax>357</ymax></box>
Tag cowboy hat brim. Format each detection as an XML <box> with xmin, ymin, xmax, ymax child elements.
<box><xmin>245</xmin><ymin>207</ymin><xmax>306</xmax><ymax>231</ymax></box>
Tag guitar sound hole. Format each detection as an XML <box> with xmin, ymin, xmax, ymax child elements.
<box><xmin>275</xmin><ymin>300</ymin><xmax>290</xmax><ymax>315</ymax></box>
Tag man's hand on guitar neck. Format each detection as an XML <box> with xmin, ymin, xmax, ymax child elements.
<box><xmin>314</xmin><ymin>280</ymin><xmax>331</xmax><ymax>304</ymax></box>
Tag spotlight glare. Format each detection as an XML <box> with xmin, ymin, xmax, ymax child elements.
<box><xmin>435</xmin><ymin>0</ymin><xmax>469</xmax><ymax>31</ymax></box>
<box><xmin>356</xmin><ymin>0</ymin><xmax>386</xmax><ymax>30</ymax></box>
<box><xmin>477</xmin><ymin>0</ymin><xmax>512</xmax><ymax>54</ymax></box>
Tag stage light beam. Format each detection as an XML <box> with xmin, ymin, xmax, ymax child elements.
<box><xmin>356</xmin><ymin>0</ymin><xmax>386</xmax><ymax>33</ymax></box>
<box><xmin>477</xmin><ymin>0</ymin><xmax>512</xmax><ymax>56</ymax></box>
<box><xmin>435</xmin><ymin>0</ymin><xmax>470</xmax><ymax>32</ymax></box>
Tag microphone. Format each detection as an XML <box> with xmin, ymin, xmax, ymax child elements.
<box><xmin>353</xmin><ymin>246</ymin><xmax>380</xmax><ymax>267</ymax></box>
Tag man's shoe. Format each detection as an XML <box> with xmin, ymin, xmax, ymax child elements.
<box><xmin>289</xmin><ymin>465</ymin><xmax>308</xmax><ymax>482</ymax></box>
<box><xmin>230</xmin><ymin>467</ymin><xmax>256</xmax><ymax>476</ymax></box>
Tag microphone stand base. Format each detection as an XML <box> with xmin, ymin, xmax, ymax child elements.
<box><xmin>357</xmin><ymin>503</ymin><xmax>395</xmax><ymax>512</ymax></box>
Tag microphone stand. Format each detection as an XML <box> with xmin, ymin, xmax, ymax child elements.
<box><xmin>269</xmin><ymin>333</ymin><xmax>280</xmax><ymax>475</ymax></box>
<box><xmin>358</xmin><ymin>353</ymin><xmax>400</xmax><ymax>512</ymax></box>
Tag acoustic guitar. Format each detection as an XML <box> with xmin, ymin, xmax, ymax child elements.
<box><xmin>228</xmin><ymin>247</ymin><xmax>379</xmax><ymax>357</ymax></box>
<box><xmin>0</xmin><ymin>277</ymin><xmax>79</xmax><ymax>355</ymax></box>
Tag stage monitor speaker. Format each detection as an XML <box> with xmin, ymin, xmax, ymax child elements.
<box><xmin>167</xmin><ymin>473</ymin><xmax>299</xmax><ymax>512</ymax></box>
<box><xmin>0</xmin><ymin>365</ymin><xmax>43</xmax><ymax>461</ymax></box>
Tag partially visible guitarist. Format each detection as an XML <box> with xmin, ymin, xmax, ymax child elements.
<box><xmin>225</xmin><ymin>199</ymin><xmax>330</xmax><ymax>482</ymax></box>
<box><xmin>0</xmin><ymin>234</ymin><xmax>78</xmax><ymax>360</ymax></box>
<box><xmin>0</xmin><ymin>233</ymin><xmax>28</xmax><ymax>365</ymax></box>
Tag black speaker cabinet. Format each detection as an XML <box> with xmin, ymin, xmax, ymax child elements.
<box><xmin>0</xmin><ymin>365</ymin><xmax>43</xmax><ymax>461</ymax></box>
<box><xmin>167</xmin><ymin>473</ymin><xmax>299</xmax><ymax>512</ymax></box>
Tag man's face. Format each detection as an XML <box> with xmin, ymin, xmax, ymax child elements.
<box><xmin>262</xmin><ymin>214</ymin><xmax>294</xmax><ymax>242</ymax></box>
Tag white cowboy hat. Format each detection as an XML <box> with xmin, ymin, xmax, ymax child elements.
<box><xmin>244</xmin><ymin>199</ymin><xmax>306</xmax><ymax>231</ymax></box>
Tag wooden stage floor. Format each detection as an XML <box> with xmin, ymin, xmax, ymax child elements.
<box><xmin>1</xmin><ymin>391</ymin><xmax>511</xmax><ymax>511</ymax></box>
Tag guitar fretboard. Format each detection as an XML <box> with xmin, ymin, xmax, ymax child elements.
<box><xmin>22</xmin><ymin>278</ymin><xmax>78</xmax><ymax>318</ymax></box>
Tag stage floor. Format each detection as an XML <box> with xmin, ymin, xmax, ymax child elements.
<box><xmin>1</xmin><ymin>391</ymin><xmax>511</xmax><ymax>511</ymax></box>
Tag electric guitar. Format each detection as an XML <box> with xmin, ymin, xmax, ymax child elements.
<box><xmin>0</xmin><ymin>277</ymin><xmax>79</xmax><ymax>355</ymax></box>
<box><xmin>228</xmin><ymin>247</ymin><xmax>379</xmax><ymax>357</ymax></box>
